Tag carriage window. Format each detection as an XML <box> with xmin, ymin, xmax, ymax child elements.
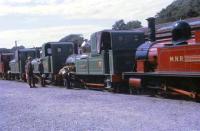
<box><xmin>118</xmin><ymin>36</ymin><xmax>123</xmax><ymax>41</ymax></box>
<box><xmin>69</xmin><ymin>47</ymin><xmax>73</xmax><ymax>54</ymax></box>
<box><xmin>118</xmin><ymin>35</ymin><xmax>128</xmax><ymax>43</ymax></box>
<box><xmin>133</xmin><ymin>35</ymin><xmax>139</xmax><ymax>42</ymax></box>
<box><xmin>57</xmin><ymin>48</ymin><xmax>62</xmax><ymax>53</ymax></box>
<box><xmin>116</xmin><ymin>33</ymin><xmax>134</xmax><ymax>46</ymax></box>
<box><xmin>40</xmin><ymin>50</ymin><xmax>42</xmax><ymax>57</ymax></box>
<box><xmin>47</xmin><ymin>48</ymin><xmax>52</xmax><ymax>55</ymax></box>
<box><xmin>91</xmin><ymin>34</ymin><xmax>97</xmax><ymax>54</ymax></box>
<box><xmin>101</xmin><ymin>32</ymin><xmax>111</xmax><ymax>51</ymax></box>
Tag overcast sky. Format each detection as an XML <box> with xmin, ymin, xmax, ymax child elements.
<box><xmin>0</xmin><ymin>0</ymin><xmax>174</xmax><ymax>48</ymax></box>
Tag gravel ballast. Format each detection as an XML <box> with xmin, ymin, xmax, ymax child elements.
<box><xmin>0</xmin><ymin>80</ymin><xmax>200</xmax><ymax>131</ymax></box>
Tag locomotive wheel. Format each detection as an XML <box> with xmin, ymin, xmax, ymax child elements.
<box><xmin>113</xmin><ymin>87</ymin><xmax>119</xmax><ymax>93</ymax></box>
<box><xmin>193</xmin><ymin>91</ymin><xmax>200</xmax><ymax>102</ymax></box>
<box><xmin>4</xmin><ymin>73</ymin><xmax>9</xmax><ymax>80</ymax></box>
<box><xmin>112</xmin><ymin>82</ymin><xmax>129</xmax><ymax>93</ymax></box>
<box><xmin>15</xmin><ymin>74</ymin><xmax>20</xmax><ymax>80</ymax></box>
<box><xmin>129</xmin><ymin>87</ymin><xmax>135</xmax><ymax>95</ymax></box>
<box><xmin>22</xmin><ymin>73</ymin><xmax>27</xmax><ymax>82</ymax></box>
<box><xmin>129</xmin><ymin>86</ymin><xmax>133</xmax><ymax>94</ymax></box>
<box><xmin>64</xmin><ymin>79</ymin><xmax>72</xmax><ymax>89</ymax></box>
<box><xmin>83</xmin><ymin>83</ymin><xmax>89</xmax><ymax>90</ymax></box>
<box><xmin>129</xmin><ymin>87</ymin><xmax>140</xmax><ymax>95</ymax></box>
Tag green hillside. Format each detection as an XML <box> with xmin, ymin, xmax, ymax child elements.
<box><xmin>156</xmin><ymin>0</ymin><xmax>200</xmax><ymax>23</ymax></box>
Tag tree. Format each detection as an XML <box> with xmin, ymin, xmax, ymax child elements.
<box><xmin>126</xmin><ymin>20</ymin><xmax>142</xmax><ymax>29</ymax></box>
<box><xmin>156</xmin><ymin>0</ymin><xmax>200</xmax><ymax>23</ymax></box>
<box><xmin>112</xmin><ymin>19</ymin><xmax>127</xmax><ymax>30</ymax></box>
<box><xmin>112</xmin><ymin>19</ymin><xmax>142</xmax><ymax>30</ymax></box>
<box><xmin>11</xmin><ymin>45</ymin><xmax>25</xmax><ymax>52</ymax></box>
<box><xmin>59</xmin><ymin>34</ymin><xmax>84</xmax><ymax>47</ymax></box>
<box><xmin>59</xmin><ymin>34</ymin><xmax>84</xmax><ymax>54</ymax></box>
<box><xmin>0</xmin><ymin>48</ymin><xmax>10</xmax><ymax>53</ymax></box>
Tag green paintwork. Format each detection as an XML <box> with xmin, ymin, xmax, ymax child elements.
<box><xmin>9</xmin><ymin>49</ymin><xmax>37</xmax><ymax>74</ymax></box>
<box><xmin>9</xmin><ymin>61</ymin><xmax>20</xmax><ymax>74</ymax></box>
<box><xmin>33</xmin><ymin>42</ymin><xmax>74</xmax><ymax>75</ymax></box>
<box><xmin>75</xmin><ymin>58</ymin><xmax>88</xmax><ymax>74</ymax></box>
<box><xmin>88</xmin><ymin>54</ymin><xmax>104</xmax><ymax>74</ymax></box>
<box><xmin>75</xmin><ymin>30</ymin><xmax>145</xmax><ymax>77</ymax></box>
<box><xmin>43</xmin><ymin>56</ymin><xmax>51</xmax><ymax>73</ymax></box>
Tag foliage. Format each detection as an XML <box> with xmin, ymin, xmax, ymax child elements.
<box><xmin>112</xmin><ymin>20</ymin><xmax>142</xmax><ymax>30</ymax></box>
<box><xmin>0</xmin><ymin>45</ymin><xmax>25</xmax><ymax>53</ymax></box>
<box><xmin>156</xmin><ymin>0</ymin><xmax>200</xmax><ymax>23</ymax></box>
<box><xmin>126</xmin><ymin>20</ymin><xmax>142</xmax><ymax>29</ymax></box>
<box><xmin>59</xmin><ymin>34</ymin><xmax>84</xmax><ymax>47</ymax></box>
<box><xmin>112</xmin><ymin>19</ymin><xmax>127</xmax><ymax>30</ymax></box>
<box><xmin>11</xmin><ymin>45</ymin><xmax>25</xmax><ymax>51</ymax></box>
<box><xmin>0</xmin><ymin>48</ymin><xmax>10</xmax><ymax>53</ymax></box>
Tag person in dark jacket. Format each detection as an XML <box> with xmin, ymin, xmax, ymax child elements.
<box><xmin>38</xmin><ymin>59</ymin><xmax>45</xmax><ymax>87</ymax></box>
<box><xmin>26</xmin><ymin>56</ymin><xmax>35</xmax><ymax>88</ymax></box>
<box><xmin>63</xmin><ymin>67</ymin><xmax>71</xmax><ymax>88</ymax></box>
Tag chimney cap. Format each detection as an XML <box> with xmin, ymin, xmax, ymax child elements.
<box><xmin>146</xmin><ymin>17</ymin><xmax>155</xmax><ymax>21</ymax></box>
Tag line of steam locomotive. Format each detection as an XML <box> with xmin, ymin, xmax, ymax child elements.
<box><xmin>0</xmin><ymin>17</ymin><xmax>200</xmax><ymax>100</ymax></box>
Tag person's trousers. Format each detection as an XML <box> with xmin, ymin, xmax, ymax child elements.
<box><xmin>40</xmin><ymin>75</ymin><xmax>45</xmax><ymax>87</ymax></box>
<box><xmin>28</xmin><ymin>75</ymin><xmax>35</xmax><ymax>87</ymax></box>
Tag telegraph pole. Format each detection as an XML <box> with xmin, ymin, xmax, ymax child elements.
<box><xmin>15</xmin><ymin>40</ymin><xmax>17</xmax><ymax>47</ymax></box>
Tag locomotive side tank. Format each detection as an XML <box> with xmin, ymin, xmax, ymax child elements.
<box><xmin>74</xmin><ymin>30</ymin><xmax>145</xmax><ymax>91</ymax></box>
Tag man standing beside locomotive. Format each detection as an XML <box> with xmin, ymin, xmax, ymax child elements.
<box><xmin>25</xmin><ymin>56</ymin><xmax>36</xmax><ymax>88</ymax></box>
<box><xmin>38</xmin><ymin>59</ymin><xmax>45</xmax><ymax>87</ymax></box>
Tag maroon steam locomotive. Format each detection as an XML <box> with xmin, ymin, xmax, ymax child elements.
<box><xmin>124</xmin><ymin>17</ymin><xmax>200</xmax><ymax>100</ymax></box>
<box><xmin>0</xmin><ymin>53</ymin><xmax>14</xmax><ymax>79</ymax></box>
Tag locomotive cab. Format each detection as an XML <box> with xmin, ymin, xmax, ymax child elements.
<box><xmin>89</xmin><ymin>30</ymin><xmax>145</xmax><ymax>74</ymax></box>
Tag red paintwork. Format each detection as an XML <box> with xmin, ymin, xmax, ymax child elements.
<box><xmin>0</xmin><ymin>53</ymin><xmax>13</xmax><ymax>74</ymax></box>
<box><xmin>195</xmin><ymin>31</ymin><xmax>200</xmax><ymax>43</ymax></box>
<box><xmin>136</xmin><ymin>60</ymin><xmax>149</xmax><ymax>72</ymax></box>
<box><xmin>0</xmin><ymin>54</ymin><xmax>5</xmax><ymax>73</ymax></box>
<box><xmin>129</xmin><ymin>78</ymin><xmax>141</xmax><ymax>88</ymax></box>
<box><xmin>148</xmin><ymin>38</ymin><xmax>196</xmax><ymax>66</ymax></box>
<box><xmin>0</xmin><ymin>63</ymin><xmax>5</xmax><ymax>73</ymax></box>
<box><xmin>148</xmin><ymin>40</ymin><xmax>171</xmax><ymax>65</ymax></box>
<box><xmin>157</xmin><ymin>44</ymin><xmax>200</xmax><ymax>72</ymax></box>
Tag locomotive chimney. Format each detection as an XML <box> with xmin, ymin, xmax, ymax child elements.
<box><xmin>74</xmin><ymin>43</ymin><xmax>78</xmax><ymax>54</ymax></box>
<box><xmin>146</xmin><ymin>17</ymin><xmax>156</xmax><ymax>42</ymax></box>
